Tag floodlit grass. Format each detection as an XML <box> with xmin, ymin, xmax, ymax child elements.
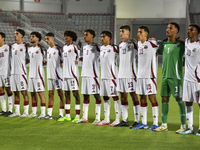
<box><xmin>0</xmin><ymin>67</ymin><xmax>199</xmax><ymax>150</ymax></box>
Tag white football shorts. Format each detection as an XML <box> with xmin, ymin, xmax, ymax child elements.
<box><xmin>62</xmin><ymin>78</ymin><xmax>79</xmax><ymax>91</ymax></box>
<box><xmin>117</xmin><ymin>78</ymin><xmax>136</xmax><ymax>93</ymax></box>
<box><xmin>100</xmin><ymin>79</ymin><xmax>118</xmax><ymax>97</ymax></box>
<box><xmin>47</xmin><ymin>78</ymin><xmax>62</xmax><ymax>91</ymax></box>
<box><xmin>81</xmin><ymin>77</ymin><xmax>100</xmax><ymax>94</ymax></box>
<box><xmin>28</xmin><ymin>78</ymin><xmax>45</xmax><ymax>92</ymax></box>
<box><xmin>11</xmin><ymin>74</ymin><xmax>28</xmax><ymax>91</ymax></box>
<box><xmin>0</xmin><ymin>75</ymin><xmax>10</xmax><ymax>87</ymax></box>
<box><xmin>136</xmin><ymin>78</ymin><xmax>157</xmax><ymax>95</ymax></box>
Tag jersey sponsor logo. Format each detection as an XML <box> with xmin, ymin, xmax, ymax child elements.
<box><xmin>173</xmin><ymin>45</ymin><xmax>177</xmax><ymax>48</ymax></box>
<box><xmin>20</xmin><ymin>48</ymin><xmax>23</xmax><ymax>52</ymax></box>
<box><xmin>144</xmin><ymin>45</ymin><xmax>148</xmax><ymax>49</ymax></box>
<box><xmin>68</xmin><ymin>49</ymin><xmax>71</xmax><ymax>53</ymax></box>
<box><xmin>53</xmin><ymin>51</ymin><xmax>56</xmax><ymax>55</ymax></box>
<box><xmin>36</xmin><ymin>50</ymin><xmax>39</xmax><ymax>54</ymax></box>
<box><xmin>4</xmin><ymin>49</ymin><xmax>8</xmax><ymax>52</ymax></box>
<box><xmin>193</xmin><ymin>48</ymin><xmax>197</xmax><ymax>52</ymax></box>
<box><xmin>107</xmin><ymin>49</ymin><xmax>111</xmax><ymax>52</ymax></box>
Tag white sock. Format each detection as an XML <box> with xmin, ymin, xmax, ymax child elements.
<box><xmin>8</xmin><ymin>95</ymin><xmax>13</xmax><ymax>112</ymax></box>
<box><xmin>114</xmin><ymin>100</ymin><xmax>121</xmax><ymax>122</ymax></box>
<box><xmin>104</xmin><ymin>100</ymin><xmax>110</xmax><ymax>121</ymax></box>
<box><xmin>24</xmin><ymin>105</ymin><xmax>29</xmax><ymax>115</ymax></box>
<box><xmin>41</xmin><ymin>106</ymin><xmax>46</xmax><ymax>116</ymax></box>
<box><xmin>0</xmin><ymin>95</ymin><xmax>7</xmax><ymax>112</ymax></box>
<box><xmin>75</xmin><ymin>104</ymin><xmax>80</xmax><ymax>118</ymax></box>
<box><xmin>121</xmin><ymin>105</ymin><xmax>128</xmax><ymax>122</ymax></box>
<box><xmin>140</xmin><ymin>106</ymin><xmax>148</xmax><ymax>125</ymax></box>
<box><xmin>32</xmin><ymin>107</ymin><xmax>37</xmax><ymax>114</ymax></box>
<box><xmin>186</xmin><ymin>105</ymin><xmax>193</xmax><ymax>130</ymax></box>
<box><xmin>59</xmin><ymin>108</ymin><xmax>64</xmax><ymax>117</ymax></box>
<box><xmin>14</xmin><ymin>104</ymin><xmax>20</xmax><ymax>114</ymax></box>
<box><xmin>199</xmin><ymin>108</ymin><xmax>200</xmax><ymax>130</ymax></box>
<box><xmin>95</xmin><ymin>104</ymin><xmax>101</xmax><ymax>120</ymax></box>
<box><xmin>83</xmin><ymin>103</ymin><xmax>89</xmax><ymax>120</ymax></box>
<box><xmin>152</xmin><ymin>106</ymin><xmax>159</xmax><ymax>126</ymax></box>
<box><xmin>65</xmin><ymin>104</ymin><xmax>70</xmax><ymax>118</ymax></box>
<box><xmin>133</xmin><ymin>104</ymin><xmax>140</xmax><ymax>123</ymax></box>
<box><xmin>48</xmin><ymin>108</ymin><xmax>53</xmax><ymax>116</ymax></box>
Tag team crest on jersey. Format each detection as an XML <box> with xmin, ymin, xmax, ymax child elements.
<box><xmin>144</xmin><ymin>45</ymin><xmax>148</xmax><ymax>49</ymax></box>
<box><xmin>53</xmin><ymin>51</ymin><xmax>56</xmax><ymax>55</ymax></box>
<box><xmin>4</xmin><ymin>49</ymin><xmax>8</xmax><ymax>52</ymax></box>
<box><xmin>20</xmin><ymin>48</ymin><xmax>23</xmax><ymax>52</ymax></box>
<box><xmin>36</xmin><ymin>50</ymin><xmax>39</xmax><ymax>54</ymax></box>
<box><xmin>68</xmin><ymin>49</ymin><xmax>71</xmax><ymax>53</ymax></box>
<box><xmin>120</xmin><ymin>46</ymin><xmax>122</xmax><ymax>49</ymax></box>
<box><xmin>107</xmin><ymin>49</ymin><xmax>111</xmax><ymax>52</ymax></box>
<box><xmin>47</xmin><ymin>52</ymin><xmax>49</xmax><ymax>54</ymax></box>
<box><xmin>185</xmin><ymin>46</ymin><xmax>187</xmax><ymax>48</ymax></box>
<box><xmin>173</xmin><ymin>45</ymin><xmax>177</xmax><ymax>48</ymax></box>
<box><xmin>192</xmin><ymin>48</ymin><xmax>197</xmax><ymax>52</ymax></box>
<box><xmin>128</xmin><ymin>45</ymin><xmax>131</xmax><ymax>49</ymax></box>
<box><xmin>29</xmin><ymin>51</ymin><xmax>31</xmax><ymax>53</ymax></box>
<box><xmin>84</xmin><ymin>48</ymin><xmax>86</xmax><ymax>50</ymax></box>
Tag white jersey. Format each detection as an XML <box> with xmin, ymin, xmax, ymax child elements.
<box><xmin>46</xmin><ymin>45</ymin><xmax>63</xmax><ymax>80</ymax></box>
<box><xmin>62</xmin><ymin>43</ymin><xmax>80</xmax><ymax>79</ymax></box>
<box><xmin>28</xmin><ymin>44</ymin><xmax>46</xmax><ymax>79</ymax></box>
<box><xmin>0</xmin><ymin>43</ymin><xmax>11</xmax><ymax>77</ymax></box>
<box><xmin>118</xmin><ymin>40</ymin><xmax>137</xmax><ymax>79</ymax></box>
<box><xmin>184</xmin><ymin>38</ymin><xmax>200</xmax><ymax>83</ymax></box>
<box><xmin>81</xmin><ymin>43</ymin><xmax>100</xmax><ymax>78</ymax></box>
<box><xmin>137</xmin><ymin>39</ymin><xmax>158</xmax><ymax>79</ymax></box>
<box><xmin>100</xmin><ymin>45</ymin><xmax>118</xmax><ymax>79</ymax></box>
<box><xmin>10</xmin><ymin>43</ymin><xmax>28</xmax><ymax>75</ymax></box>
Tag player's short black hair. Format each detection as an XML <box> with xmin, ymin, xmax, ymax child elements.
<box><xmin>169</xmin><ymin>22</ymin><xmax>180</xmax><ymax>33</ymax></box>
<box><xmin>16</xmin><ymin>28</ymin><xmax>25</xmax><ymax>37</ymax></box>
<box><xmin>64</xmin><ymin>30</ymin><xmax>78</xmax><ymax>41</ymax></box>
<box><xmin>45</xmin><ymin>32</ymin><xmax>54</xmax><ymax>37</ymax></box>
<box><xmin>119</xmin><ymin>24</ymin><xmax>131</xmax><ymax>31</ymax></box>
<box><xmin>84</xmin><ymin>29</ymin><xmax>96</xmax><ymax>38</ymax></box>
<box><xmin>31</xmin><ymin>31</ymin><xmax>42</xmax><ymax>41</ymax></box>
<box><xmin>101</xmin><ymin>30</ymin><xmax>112</xmax><ymax>39</ymax></box>
<box><xmin>189</xmin><ymin>23</ymin><xmax>200</xmax><ymax>34</ymax></box>
<box><xmin>0</xmin><ymin>32</ymin><xmax>5</xmax><ymax>39</ymax></box>
<box><xmin>138</xmin><ymin>25</ymin><xmax>149</xmax><ymax>34</ymax></box>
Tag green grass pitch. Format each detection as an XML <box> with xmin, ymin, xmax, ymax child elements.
<box><xmin>0</xmin><ymin>66</ymin><xmax>199</xmax><ymax>150</ymax></box>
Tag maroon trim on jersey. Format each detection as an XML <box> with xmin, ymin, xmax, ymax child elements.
<box><xmin>111</xmin><ymin>65</ymin><xmax>116</xmax><ymax>79</ymax></box>
<box><xmin>151</xmin><ymin>78</ymin><xmax>157</xmax><ymax>90</ymax></box>
<box><xmin>111</xmin><ymin>79</ymin><xmax>117</xmax><ymax>87</ymax></box>
<box><xmin>133</xmin><ymin>42</ymin><xmax>137</xmax><ymax>50</ymax></box>
<box><xmin>22</xmin><ymin>74</ymin><xmax>28</xmax><ymax>85</ymax></box>
<box><xmin>195</xmin><ymin>66</ymin><xmax>200</xmax><ymax>83</ymax></box>
<box><xmin>56</xmin><ymin>45</ymin><xmax>62</xmax><ymax>58</ymax></box>
<box><xmin>38</xmin><ymin>66</ymin><xmax>45</xmax><ymax>88</ymax></box>
<box><xmin>23</xmin><ymin>42</ymin><xmax>28</xmax><ymax>53</ymax></box>
<box><xmin>132</xmin><ymin>63</ymin><xmax>137</xmax><ymax>82</ymax></box>
<box><xmin>96</xmin><ymin>44</ymin><xmax>100</xmax><ymax>52</ymax></box>
<box><xmin>71</xmin><ymin>66</ymin><xmax>79</xmax><ymax>87</ymax></box>
<box><xmin>55</xmin><ymin>67</ymin><xmax>63</xmax><ymax>81</ymax></box>
<box><xmin>93</xmin><ymin>77</ymin><xmax>100</xmax><ymax>90</ymax></box>
<box><xmin>149</xmin><ymin>41</ymin><xmax>158</xmax><ymax>48</ymax></box>
<box><xmin>73</xmin><ymin>45</ymin><xmax>78</xmax><ymax>60</ymax></box>
<box><xmin>151</xmin><ymin>61</ymin><xmax>156</xmax><ymax>78</ymax></box>
<box><xmin>113</xmin><ymin>46</ymin><xmax>118</xmax><ymax>53</ymax></box>
<box><xmin>93</xmin><ymin>63</ymin><xmax>98</xmax><ymax>78</ymax></box>
<box><xmin>0</xmin><ymin>93</ymin><xmax>5</xmax><ymax>96</ymax></box>
<box><xmin>196</xmin><ymin>39</ymin><xmax>200</xmax><ymax>42</ymax></box>
<box><xmin>22</xmin><ymin>64</ymin><xmax>27</xmax><ymax>75</ymax></box>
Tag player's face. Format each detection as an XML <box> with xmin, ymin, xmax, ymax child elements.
<box><xmin>137</xmin><ymin>28</ymin><xmax>147</xmax><ymax>41</ymax></box>
<box><xmin>65</xmin><ymin>35</ymin><xmax>73</xmax><ymax>43</ymax></box>
<box><xmin>14</xmin><ymin>31</ymin><xmax>23</xmax><ymax>41</ymax></box>
<box><xmin>45</xmin><ymin>36</ymin><xmax>53</xmax><ymax>45</ymax></box>
<box><xmin>166</xmin><ymin>24</ymin><xmax>178</xmax><ymax>37</ymax></box>
<box><xmin>30</xmin><ymin>34</ymin><xmax>38</xmax><ymax>44</ymax></box>
<box><xmin>84</xmin><ymin>32</ymin><xmax>93</xmax><ymax>42</ymax></box>
<box><xmin>101</xmin><ymin>34</ymin><xmax>110</xmax><ymax>45</ymax></box>
<box><xmin>0</xmin><ymin>35</ymin><xmax>5</xmax><ymax>43</ymax></box>
<box><xmin>187</xmin><ymin>26</ymin><xmax>198</xmax><ymax>38</ymax></box>
<box><xmin>120</xmin><ymin>29</ymin><xmax>129</xmax><ymax>40</ymax></box>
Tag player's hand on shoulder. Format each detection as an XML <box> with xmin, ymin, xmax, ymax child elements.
<box><xmin>25</xmin><ymin>43</ymin><xmax>31</xmax><ymax>48</ymax></box>
<box><xmin>149</xmin><ymin>37</ymin><xmax>156</xmax><ymax>41</ymax></box>
<box><xmin>130</xmin><ymin>38</ymin><xmax>137</xmax><ymax>42</ymax></box>
<box><xmin>75</xmin><ymin>60</ymin><xmax>78</xmax><ymax>65</ymax></box>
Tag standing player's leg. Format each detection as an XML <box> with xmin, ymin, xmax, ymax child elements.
<box><xmin>20</xmin><ymin>90</ymin><xmax>29</xmax><ymax>117</ymax></box>
<box><xmin>4</xmin><ymin>87</ymin><xmax>13</xmax><ymax>116</ymax></box>
<box><xmin>110</xmin><ymin>96</ymin><xmax>121</xmax><ymax>126</ymax></box>
<box><xmin>0</xmin><ymin>86</ymin><xmax>7</xmax><ymax>115</ymax></box>
<box><xmin>114</xmin><ymin>92</ymin><xmax>129</xmax><ymax>127</ymax></box>
<box><xmin>45</xmin><ymin>90</ymin><xmax>54</xmax><ymax>119</ymax></box>
<box><xmin>54</xmin><ymin>88</ymin><xmax>64</xmax><ymax>120</ymax></box>
<box><xmin>71</xmin><ymin>90</ymin><xmax>80</xmax><ymax>122</ymax></box>
<box><xmin>38</xmin><ymin>91</ymin><xmax>46</xmax><ymax>118</ymax></box>
<box><xmin>97</xmin><ymin>96</ymin><xmax>110</xmax><ymax>125</ymax></box>
<box><xmin>148</xmin><ymin>94</ymin><xmax>159</xmax><ymax>131</ymax></box>
<box><xmin>129</xmin><ymin>92</ymin><xmax>140</xmax><ymax>128</ymax></box>
<box><xmin>197</xmin><ymin>103</ymin><xmax>200</xmax><ymax>136</ymax></box>
<box><xmin>9</xmin><ymin>91</ymin><xmax>21</xmax><ymax>117</ymax></box>
<box><xmin>133</xmin><ymin>95</ymin><xmax>148</xmax><ymax>129</ymax></box>
<box><xmin>29</xmin><ymin>92</ymin><xmax>38</xmax><ymax>118</ymax></box>
<box><xmin>92</xmin><ymin>94</ymin><xmax>101</xmax><ymax>125</ymax></box>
